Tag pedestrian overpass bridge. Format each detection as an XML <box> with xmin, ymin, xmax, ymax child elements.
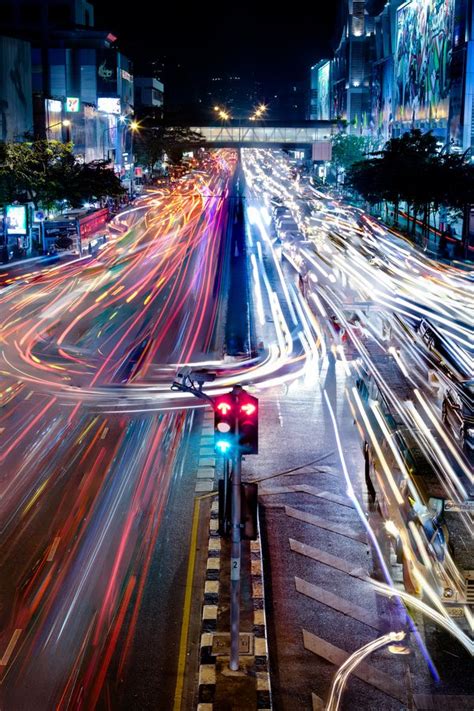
<box><xmin>187</xmin><ymin>120</ymin><xmax>337</xmax><ymax>147</ymax></box>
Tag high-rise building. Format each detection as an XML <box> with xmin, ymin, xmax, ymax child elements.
<box><xmin>0</xmin><ymin>0</ymin><xmax>95</xmax><ymax>41</ymax></box>
<box><xmin>134</xmin><ymin>77</ymin><xmax>164</xmax><ymax>120</ymax></box>
<box><xmin>331</xmin><ymin>0</ymin><xmax>376</xmax><ymax>130</ymax></box>
<box><xmin>0</xmin><ymin>34</ymin><xmax>33</xmax><ymax>142</ymax></box>
<box><xmin>0</xmin><ymin>0</ymin><xmax>135</xmax><ymax>168</ymax></box>
<box><xmin>310</xmin><ymin>0</ymin><xmax>474</xmax><ymax>151</ymax></box>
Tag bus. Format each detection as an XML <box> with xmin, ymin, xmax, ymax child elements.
<box><xmin>42</xmin><ymin>208</ymin><xmax>109</xmax><ymax>256</ymax></box>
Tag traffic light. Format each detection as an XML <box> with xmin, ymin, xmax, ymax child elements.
<box><xmin>214</xmin><ymin>393</ymin><xmax>236</xmax><ymax>455</ymax></box>
<box><xmin>238</xmin><ymin>392</ymin><xmax>258</xmax><ymax>454</ymax></box>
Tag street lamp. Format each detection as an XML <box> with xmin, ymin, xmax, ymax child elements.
<box><xmin>128</xmin><ymin>120</ymin><xmax>140</xmax><ymax>199</ymax></box>
<box><xmin>213</xmin><ymin>105</ymin><xmax>231</xmax><ymax>121</ymax></box>
<box><xmin>250</xmin><ymin>103</ymin><xmax>268</xmax><ymax>121</ymax></box>
<box><xmin>46</xmin><ymin>119</ymin><xmax>71</xmax><ymax>142</ymax></box>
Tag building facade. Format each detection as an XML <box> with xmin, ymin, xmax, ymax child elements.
<box><xmin>0</xmin><ymin>34</ymin><xmax>33</xmax><ymax>142</ymax></box>
<box><xmin>134</xmin><ymin>77</ymin><xmax>164</xmax><ymax>120</ymax></box>
<box><xmin>0</xmin><ymin>0</ymin><xmax>135</xmax><ymax>171</ymax></box>
<box><xmin>311</xmin><ymin>0</ymin><xmax>474</xmax><ymax>151</ymax></box>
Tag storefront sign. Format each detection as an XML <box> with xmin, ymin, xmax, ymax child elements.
<box><xmin>66</xmin><ymin>97</ymin><xmax>80</xmax><ymax>112</ymax></box>
<box><xmin>47</xmin><ymin>99</ymin><xmax>62</xmax><ymax>113</ymax></box>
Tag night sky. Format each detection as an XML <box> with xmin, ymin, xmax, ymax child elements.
<box><xmin>93</xmin><ymin>1</ymin><xmax>346</xmax><ymax>110</ymax></box>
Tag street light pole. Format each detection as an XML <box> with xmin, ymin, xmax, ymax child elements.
<box><xmin>45</xmin><ymin>119</ymin><xmax>71</xmax><ymax>143</ymax></box>
<box><xmin>130</xmin><ymin>127</ymin><xmax>135</xmax><ymax>199</ymax></box>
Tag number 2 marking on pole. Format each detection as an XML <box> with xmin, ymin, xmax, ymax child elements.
<box><xmin>231</xmin><ymin>558</ymin><xmax>240</xmax><ymax>580</ymax></box>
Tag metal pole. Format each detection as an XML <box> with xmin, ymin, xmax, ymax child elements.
<box><xmin>229</xmin><ymin>408</ymin><xmax>242</xmax><ymax>671</ymax></box>
<box><xmin>223</xmin><ymin>457</ymin><xmax>230</xmax><ymax>537</ymax></box>
<box><xmin>130</xmin><ymin>129</ymin><xmax>135</xmax><ymax>200</ymax></box>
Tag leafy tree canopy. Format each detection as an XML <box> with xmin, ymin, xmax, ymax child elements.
<box><xmin>0</xmin><ymin>140</ymin><xmax>125</xmax><ymax>210</ymax></box>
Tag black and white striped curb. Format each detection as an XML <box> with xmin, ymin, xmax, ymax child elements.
<box><xmin>196</xmin><ymin>500</ymin><xmax>272</xmax><ymax>711</ymax></box>
<box><xmin>195</xmin><ymin>408</ymin><xmax>216</xmax><ymax>494</ymax></box>
<box><xmin>251</xmin><ymin>526</ymin><xmax>272</xmax><ymax>711</ymax></box>
<box><xmin>197</xmin><ymin>499</ymin><xmax>220</xmax><ymax>710</ymax></box>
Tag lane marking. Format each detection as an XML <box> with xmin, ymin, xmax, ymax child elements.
<box><xmin>303</xmin><ymin>629</ymin><xmax>406</xmax><ymax>703</ymax></box>
<box><xmin>295</xmin><ymin>577</ymin><xmax>381</xmax><ymax>630</ymax></box>
<box><xmin>47</xmin><ymin>536</ymin><xmax>61</xmax><ymax>562</ymax></box>
<box><xmin>24</xmin><ymin>390</ymin><xmax>33</xmax><ymax>401</ymax></box>
<box><xmin>413</xmin><ymin>695</ymin><xmax>474</xmax><ymax>710</ymax></box>
<box><xmin>195</xmin><ymin>480</ymin><xmax>214</xmax><ymax>492</ymax></box>
<box><xmin>100</xmin><ymin>427</ymin><xmax>109</xmax><ymax>440</ymax></box>
<box><xmin>260</xmin><ymin>485</ymin><xmax>354</xmax><ymax>509</ymax></box>
<box><xmin>289</xmin><ymin>539</ymin><xmax>367</xmax><ymax>580</ymax></box>
<box><xmin>312</xmin><ymin>693</ymin><xmax>325</xmax><ymax>711</ymax></box>
<box><xmin>0</xmin><ymin>629</ymin><xmax>22</xmax><ymax>666</ymax></box>
<box><xmin>173</xmin><ymin>497</ymin><xmax>201</xmax><ymax>711</ymax></box>
<box><xmin>285</xmin><ymin>506</ymin><xmax>366</xmax><ymax>543</ymax></box>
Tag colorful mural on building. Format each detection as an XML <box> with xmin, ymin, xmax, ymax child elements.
<box><xmin>395</xmin><ymin>0</ymin><xmax>455</xmax><ymax>127</ymax></box>
<box><xmin>371</xmin><ymin>59</ymin><xmax>394</xmax><ymax>142</ymax></box>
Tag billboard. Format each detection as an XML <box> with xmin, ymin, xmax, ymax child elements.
<box><xmin>6</xmin><ymin>205</ymin><xmax>27</xmax><ymax>235</ymax></box>
<box><xmin>97</xmin><ymin>97</ymin><xmax>121</xmax><ymax>115</ymax></box>
<box><xmin>317</xmin><ymin>62</ymin><xmax>330</xmax><ymax>120</ymax></box>
<box><xmin>395</xmin><ymin>0</ymin><xmax>455</xmax><ymax>127</ymax></box>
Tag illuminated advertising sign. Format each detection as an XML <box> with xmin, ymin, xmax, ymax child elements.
<box><xmin>66</xmin><ymin>97</ymin><xmax>80</xmax><ymax>112</ymax></box>
<box><xmin>47</xmin><ymin>99</ymin><xmax>62</xmax><ymax>113</ymax></box>
<box><xmin>78</xmin><ymin>208</ymin><xmax>109</xmax><ymax>241</ymax></box>
<box><xmin>97</xmin><ymin>50</ymin><xmax>117</xmax><ymax>93</ymax></box>
<box><xmin>6</xmin><ymin>205</ymin><xmax>27</xmax><ymax>235</ymax></box>
<box><xmin>396</xmin><ymin>0</ymin><xmax>455</xmax><ymax>126</ymax></box>
<box><xmin>317</xmin><ymin>62</ymin><xmax>330</xmax><ymax>120</ymax></box>
<box><xmin>97</xmin><ymin>97</ymin><xmax>121</xmax><ymax>115</ymax></box>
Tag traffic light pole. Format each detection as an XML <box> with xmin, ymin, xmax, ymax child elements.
<box><xmin>171</xmin><ymin>373</ymin><xmax>258</xmax><ymax>673</ymax></box>
<box><xmin>229</xmin><ymin>418</ymin><xmax>242</xmax><ymax>671</ymax></box>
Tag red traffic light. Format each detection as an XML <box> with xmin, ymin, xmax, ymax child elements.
<box><xmin>214</xmin><ymin>394</ymin><xmax>236</xmax><ymax>452</ymax></box>
<box><xmin>240</xmin><ymin>402</ymin><xmax>256</xmax><ymax>416</ymax></box>
<box><xmin>238</xmin><ymin>393</ymin><xmax>258</xmax><ymax>454</ymax></box>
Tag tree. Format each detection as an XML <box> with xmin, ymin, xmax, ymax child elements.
<box><xmin>134</xmin><ymin>122</ymin><xmax>205</xmax><ymax>172</ymax></box>
<box><xmin>347</xmin><ymin>129</ymin><xmax>474</xmax><ymax>256</ymax></box>
<box><xmin>331</xmin><ymin>133</ymin><xmax>373</xmax><ymax>185</ymax></box>
<box><xmin>61</xmin><ymin>160</ymin><xmax>125</xmax><ymax>208</ymax></box>
<box><xmin>0</xmin><ymin>140</ymin><xmax>124</xmax><ymax>210</ymax></box>
<box><xmin>382</xmin><ymin>129</ymin><xmax>439</xmax><ymax>235</ymax></box>
<box><xmin>347</xmin><ymin>157</ymin><xmax>388</xmax><ymax>206</ymax></box>
<box><xmin>0</xmin><ymin>140</ymin><xmax>73</xmax><ymax>208</ymax></box>
<box><xmin>347</xmin><ymin>130</ymin><xmax>437</xmax><ymax>231</ymax></box>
